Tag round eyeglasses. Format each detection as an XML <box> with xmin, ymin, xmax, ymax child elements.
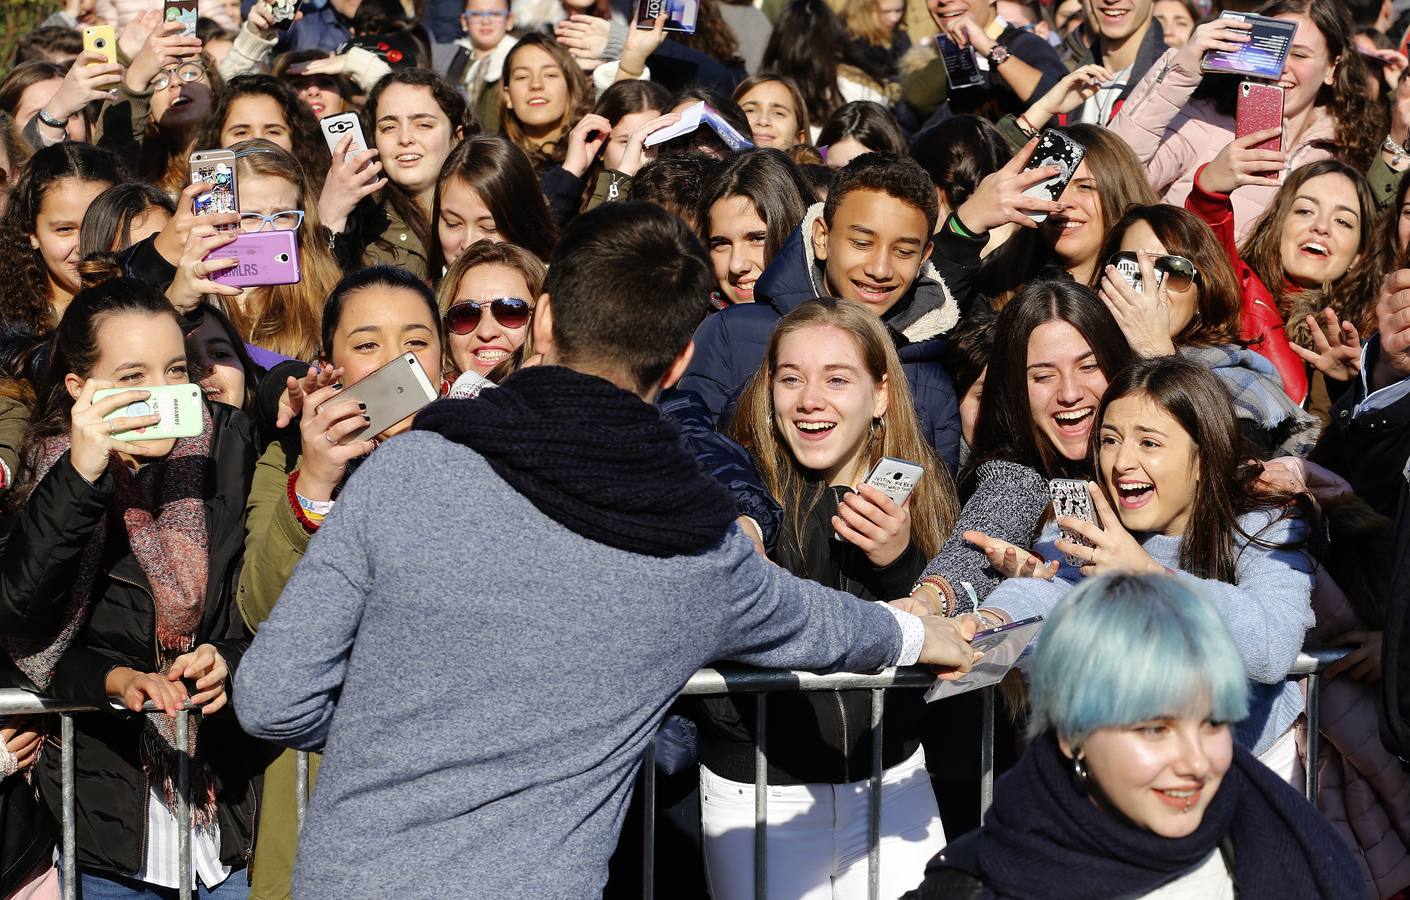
<box><xmin>150</xmin><ymin>61</ymin><xmax>206</xmax><ymax>92</ymax></box>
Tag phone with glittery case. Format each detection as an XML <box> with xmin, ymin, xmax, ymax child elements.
<box><xmin>189</xmin><ymin>149</ymin><xmax>239</xmax><ymax>230</ymax></box>
<box><xmin>1049</xmin><ymin>478</ymin><xmax>1099</xmax><ymax>567</ymax></box>
<box><xmin>1236</xmin><ymin>81</ymin><xmax>1283</xmax><ymax>156</ymax></box>
<box><xmin>1021</xmin><ymin>129</ymin><xmax>1086</xmax><ymax>224</ymax></box>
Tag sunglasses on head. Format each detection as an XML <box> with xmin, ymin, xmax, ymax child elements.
<box><xmin>1107</xmin><ymin>251</ymin><xmax>1199</xmax><ymax>292</ymax></box>
<box><xmin>445</xmin><ymin>297</ymin><xmax>533</xmax><ymax>333</ymax></box>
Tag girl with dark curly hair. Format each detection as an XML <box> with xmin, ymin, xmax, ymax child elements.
<box><xmin>193</xmin><ymin>74</ymin><xmax>332</xmax><ymax>195</ymax></box>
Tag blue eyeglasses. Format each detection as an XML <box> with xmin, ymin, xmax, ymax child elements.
<box><xmin>239</xmin><ymin>210</ymin><xmax>305</xmax><ymax>232</ymax></box>
<box><xmin>465</xmin><ymin>9</ymin><xmax>508</xmax><ymax>20</ymax></box>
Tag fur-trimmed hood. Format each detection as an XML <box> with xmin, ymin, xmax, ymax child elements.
<box><xmin>755</xmin><ymin>202</ymin><xmax>960</xmax><ymax>350</ymax></box>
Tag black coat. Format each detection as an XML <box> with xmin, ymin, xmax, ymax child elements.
<box><xmin>0</xmin><ymin>404</ymin><xmax>268</xmax><ymax>878</ymax></box>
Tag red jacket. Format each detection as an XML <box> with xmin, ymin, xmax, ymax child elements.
<box><xmin>1186</xmin><ymin>167</ymin><xmax>1309</xmax><ymax>405</ymax></box>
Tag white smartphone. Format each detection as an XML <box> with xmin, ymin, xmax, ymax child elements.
<box><xmin>1049</xmin><ymin>478</ymin><xmax>1099</xmax><ymax>567</ymax></box>
<box><xmin>319</xmin><ymin>112</ymin><xmax>368</xmax><ymax>162</ymax></box>
<box><xmin>862</xmin><ymin>456</ymin><xmax>924</xmax><ymax>508</ymax></box>
<box><xmin>316</xmin><ymin>352</ymin><xmax>437</xmax><ymax>444</ymax></box>
<box><xmin>92</xmin><ymin>384</ymin><xmax>204</xmax><ymax>441</ymax></box>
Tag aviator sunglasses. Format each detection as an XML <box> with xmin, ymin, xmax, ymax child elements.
<box><xmin>445</xmin><ymin>297</ymin><xmax>533</xmax><ymax>333</ymax></box>
<box><xmin>1106</xmin><ymin>251</ymin><xmax>1199</xmax><ymax>293</ymax></box>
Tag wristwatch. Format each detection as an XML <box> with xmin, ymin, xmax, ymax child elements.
<box><xmin>987</xmin><ymin>43</ymin><xmax>1012</xmax><ymax>67</ymax></box>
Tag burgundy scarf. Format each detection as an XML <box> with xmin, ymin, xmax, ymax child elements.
<box><xmin>1</xmin><ymin>407</ymin><xmax>216</xmax><ymax>820</ymax></box>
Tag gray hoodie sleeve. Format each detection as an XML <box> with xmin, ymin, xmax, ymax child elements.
<box><xmin>713</xmin><ymin>529</ymin><xmax>904</xmax><ymax>673</ymax></box>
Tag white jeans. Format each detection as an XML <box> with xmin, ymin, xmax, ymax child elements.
<box><xmin>699</xmin><ymin>747</ymin><xmax>945</xmax><ymax>900</ymax></box>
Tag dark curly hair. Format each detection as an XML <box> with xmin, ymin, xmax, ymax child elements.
<box><xmin>194</xmin><ymin>73</ymin><xmax>332</xmax><ymax>193</ymax></box>
<box><xmin>0</xmin><ymin>143</ymin><xmax>126</xmax><ymax>335</ymax></box>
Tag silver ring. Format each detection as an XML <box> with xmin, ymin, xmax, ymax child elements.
<box><xmin>108</xmin><ymin>419</ymin><xmax>116</xmax><ymax>434</ymax></box>
<box><xmin>1089</xmin><ymin>546</ymin><xmax>1098</xmax><ymax>564</ymax></box>
<box><xmin>324</xmin><ymin>432</ymin><xmax>336</xmax><ymax>444</ymax></box>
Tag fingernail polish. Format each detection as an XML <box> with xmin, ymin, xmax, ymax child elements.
<box><xmin>357</xmin><ymin>402</ymin><xmax>367</xmax><ymax>410</ymax></box>
<box><xmin>332</xmin><ymin>383</ymin><xmax>342</xmax><ymax>390</ymax></box>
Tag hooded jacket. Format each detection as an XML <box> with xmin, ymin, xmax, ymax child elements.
<box><xmin>677</xmin><ymin>202</ymin><xmax>963</xmax><ymax>473</ymax></box>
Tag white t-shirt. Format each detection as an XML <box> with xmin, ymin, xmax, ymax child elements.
<box><xmin>1140</xmin><ymin>849</ymin><xmax>1235</xmax><ymax>899</ymax></box>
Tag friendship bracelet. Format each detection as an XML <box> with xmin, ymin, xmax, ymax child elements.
<box><xmin>286</xmin><ymin>470</ymin><xmax>323</xmax><ymax>535</ymax></box>
<box><xmin>910</xmin><ymin>576</ymin><xmax>955</xmax><ymax>617</ymax></box>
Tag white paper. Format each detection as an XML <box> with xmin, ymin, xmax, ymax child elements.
<box><xmin>924</xmin><ymin>619</ymin><xmax>1043</xmax><ymax>702</ymax></box>
<box><xmin>644</xmin><ymin>101</ymin><xmax>704</xmax><ymax>148</ymax></box>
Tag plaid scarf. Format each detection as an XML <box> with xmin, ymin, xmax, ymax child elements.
<box><xmin>1180</xmin><ymin>345</ymin><xmax>1321</xmax><ymax>456</ymax></box>
<box><xmin>0</xmin><ymin>406</ymin><xmax>216</xmax><ymax>821</ymax></box>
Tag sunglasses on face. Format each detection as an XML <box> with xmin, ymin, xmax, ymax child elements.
<box><xmin>1107</xmin><ymin>251</ymin><xmax>1199</xmax><ymax>292</ymax></box>
<box><xmin>445</xmin><ymin>297</ymin><xmax>533</xmax><ymax>333</ymax></box>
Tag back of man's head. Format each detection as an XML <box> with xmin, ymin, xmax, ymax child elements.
<box><xmin>822</xmin><ymin>153</ymin><xmax>940</xmax><ymax>236</ymax></box>
<box><xmin>543</xmin><ymin>202</ymin><xmax>713</xmax><ymax>393</ymax></box>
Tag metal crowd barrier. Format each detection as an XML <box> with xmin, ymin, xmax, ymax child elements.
<box><xmin>0</xmin><ymin>649</ymin><xmax>1349</xmax><ymax>900</ymax></box>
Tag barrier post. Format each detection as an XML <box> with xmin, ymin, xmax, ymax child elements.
<box><xmin>61</xmin><ymin>713</ymin><xmax>75</xmax><ymax>900</ymax></box>
<box><xmin>754</xmin><ymin>694</ymin><xmax>768</xmax><ymax>900</ymax></box>
<box><xmin>1305</xmin><ymin>671</ymin><xmax>1321</xmax><ymax>802</ymax></box>
<box><xmin>867</xmin><ymin>688</ymin><xmax>884</xmax><ymax>900</ymax></box>
<box><xmin>980</xmin><ymin>686</ymin><xmax>995</xmax><ymax>820</ymax></box>
<box><xmin>177</xmin><ymin>708</ymin><xmax>192</xmax><ymax>900</ymax></box>
<box><xmin>641</xmin><ymin>737</ymin><xmax>656</xmax><ymax>900</ymax></box>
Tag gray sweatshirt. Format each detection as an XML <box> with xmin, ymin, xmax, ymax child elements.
<box><xmin>983</xmin><ymin>508</ymin><xmax>1315</xmax><ymax>757</ymax></box>
<box><xmin>234</xmin><ymin>430</ymin><xmax>906</xmax><ymax>899</ymax></box>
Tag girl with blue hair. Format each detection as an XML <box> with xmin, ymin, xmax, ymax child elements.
<box><xmin>909</xmin><ymin>574</ymin><xmax>1360</xmax><ymax>898</ymax></box>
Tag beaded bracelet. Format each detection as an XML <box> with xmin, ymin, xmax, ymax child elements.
<box><xmin>910</xmin><ymin>575</ymin><xmax>955</xmax><ymax>617</ymax></box>
<box><xmin>286</xmin><ymin>470</ymin><xmax>323</xmax><ymax>535</ymax></box>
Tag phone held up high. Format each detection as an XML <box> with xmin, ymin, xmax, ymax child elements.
<box><xmin>268</xmin><ymin>0</ymin><xmax>303</xmax><ymax>30</ymax></box>
<box><xmin>163</xmin><ymin>0</ymin><xmax>199</xmax><ymax>37</ymax></box>
<box><xmin>316</xmin><ymin>352</ymin><xmax>438</xmax><ymax>445</ymax></box>
<box><xmin>1049</xmin><ymin>478</ymin><xmax>1099</xmax><ymax>568</ymax></box>
<box><xmin>82</xmin><ymin>25</ymin><xmax>117</xmax><ymax>65</ymax></box>
<box><xmin>189</xmin><ymin>149</ymin><xmax>239</xmax><ymax>230</ymax></box>
<box><xmin>319</xmin><ymin>112</ymin><xmax>368</xmax><ymax>161</ymax></box>
<box><xmin>1020</xmin><ymin>129</ymin><xmax>1086</xmax><ymax>224</ymax></box>
<box><xmin>1236</xmin><ymin>81</ymin><xmax>1283</xmax><ymax>155</ymax></box>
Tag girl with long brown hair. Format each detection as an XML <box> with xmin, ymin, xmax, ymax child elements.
<box><xmin>167</xmin><ymin>140</ymin><xmax>341</xmax><ymax>361</ymax></box>
<box><xmin>698</xmin><ymin>297</ymin><xmax>958</xmax><ymax>898</ymax></box>
<box><xmin>497</xmin><ymin>34</ymin><xmax>593</xmax><ymax>170</ymax></box>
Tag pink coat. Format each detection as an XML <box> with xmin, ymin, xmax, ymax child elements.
<box><xmin>1300</xmin><ymin>567</ymin><xmax>1410</xmax><ymax>899</ymax></box>
<box><xmin>1109</xmin><ymin>48</ymin><xmax>1338</xmax><ymax>244</ymax></box>
<box><xmin>94</xmin><ymin>0</ymin><xmax>238</xmax><ymax>32</ymax></box>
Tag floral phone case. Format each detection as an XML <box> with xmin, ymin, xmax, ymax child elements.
<box><xmin>1049</xmin><ymin>478</ymin><xmax>1098</xmax><ymax>567</ymax></box>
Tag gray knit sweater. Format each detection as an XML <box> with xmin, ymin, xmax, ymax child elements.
<box><xmin>234</xmin><ymin>430</ymin><xmax>905</xmax><ymax>899</ymax></box>
<box><xmin>921</xmin><ymin>460</ymin><xmax>1050</xmax><ymax>613</ymax></box>
<box><xmin>984</xmin><ymin>509</ymin><xmax>1315</xmax><ymax>756</ymax></box>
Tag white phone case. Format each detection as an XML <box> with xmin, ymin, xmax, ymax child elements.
<box><xmin>862</xmin><ymin>456</ymin><xmax>924</xmax><ymax>508</ymax></box>
<box><xmin>320</xmin><ymin>112</ymin><xmax>367</xmax><ymax>161</ymax></box>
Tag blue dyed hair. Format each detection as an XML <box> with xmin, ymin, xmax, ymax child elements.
<box><xmin>1027</xmin><ymin>574</ymin><xmax>1250</xmax><ymax>748</ymax></box>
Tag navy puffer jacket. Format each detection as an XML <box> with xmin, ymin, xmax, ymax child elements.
<box><xmin>678</xmin><ymin>203</ymin><xmax>964</xmax><ymax>473</ymax></box>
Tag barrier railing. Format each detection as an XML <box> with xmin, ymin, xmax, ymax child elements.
<box><xmin>0</xmin><ymin>649</ymin><xmax>1349</xmax><ymax>900</ymax></box>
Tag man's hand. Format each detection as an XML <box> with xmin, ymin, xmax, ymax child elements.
<box><xmin>917</xmin><ymin>614</ymin><xmax>980</xmax><ymax>679</ymax></box>
<box><xmin>1372</xmin><ymin>269</ymin><xmax>1410</xmax><ymax>391</ymax></box>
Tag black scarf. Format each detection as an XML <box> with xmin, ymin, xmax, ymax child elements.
<box><xmin>977</xmin><ymin>733</ymin><xmax>1363</xmax><ymax>900</ymax></box>
<box><xmin>413</xmin><ymin>365</ymin><xmax>738</xmax><ymax>557</ymax></box>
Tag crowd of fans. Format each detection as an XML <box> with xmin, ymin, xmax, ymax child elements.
<box><xmin>0</xmin><ymin>0</ymin><xmax>1406</xmax><ymax>895</ymax></box>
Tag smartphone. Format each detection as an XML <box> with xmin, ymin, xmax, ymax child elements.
<box><xmin>316</xmin><ymin>352</ymin><xmax>438</xmax><ymax>444</ymax></box>
<box><xmin>1202</xmin><ymin>12</ymin><xmax>1296</xmax><ymax>79</ymax></box>
<box><xmin>163</xmin><ymin>0</ymin><xmax>199</xmax><ymax>37</ymax></box>
<box><xmin>937</xmin><ymin>35</ymin><xmax>985</xmax><ymax>90</ymax></box>
<box><xmin>189</xmin><ymin>149</ymin><xmax>239</xmax><ymax>230</ymax></box>
<box><xmin>93</xmin><ymin>384</ymin><xmax>204</xmax><ymax>442</ymax></box>
<box><xmin>82</xmin><ymin>25</ymin><xmax>117</xmax><ymax>65</ymax></box>
<box><xmin>1021</xmin><ymin>129</ymin><xmax>1086</xmax><ymax>224</ymax></box>
<box><xmin>206</xmin><ymin>231</ymin><xmax>301</xmax><ymax>288</ymax></box>
<box><xmin>1049</xmin><ymin>478</ymin><xmax>1099</xmax><ymax>568</ymax></box>
<box><xmin>319</xmin><ymin>112</ymin><xmax>368</xmax><ymax>162</ymax></box>
<box><xmin>1112</xmin><ymin>255</ymin><xmax>1164</xmax><ymax>294</ymax></box>
<box><xmin>268</xmin><ymin>0</ymin><xmax>302</xmax><ymax>30</ymax></box>
<box><xmin>1236</xmin><ymin>81</ymin><xmax>1283</xmax><ymax>155</ymax></box>
<box><xmin>861</xmin><ymin>456</ymin><xmax>924</xmax><ymax>509</ymax></box>
<box><xmin>635</xmin><ymin>0</ymin><xmax>699</xmax><ymax>33</ymax></box>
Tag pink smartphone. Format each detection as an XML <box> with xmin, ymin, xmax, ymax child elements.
<box><xmin>1236</xmin><ymin>81</ymin><xmax>1283</xmax><ymax>153</ymax></box>
<box><xmin>205</xmin><ymin>231</ymin><xmax>301</xmax><ymax>288</ymax></box>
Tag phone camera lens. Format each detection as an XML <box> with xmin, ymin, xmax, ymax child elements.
<box><xmin>276</xmin><ymin>253</ymin><xmax>289</xmax><ymax>263</ymax></box>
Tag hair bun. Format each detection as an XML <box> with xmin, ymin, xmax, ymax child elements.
<box><xmin>77</xmin><ymin>253</ymin><xmax>124</xmax><ymax>289</ymax></box>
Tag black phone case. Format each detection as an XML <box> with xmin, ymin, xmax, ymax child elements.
<box><xmin>1020</xmin><ymin>130</ymin><xmax>1086</xmax><ymax>222</ymax></box>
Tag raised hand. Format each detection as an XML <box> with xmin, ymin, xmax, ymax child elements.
<box><xmin>963</xmin><ymin>530</ymin><xmax>1058</xmax><ymax>580</ymax></box>
<box><xmin>68</xmin><ymin>379</ymin><xmax>165</xmax><ymax>483</ymax></box>
<box><xmin>954</xmin><ymin>136</ymin><xmax>1067</xmax><ymax>232</ymax></box>
<box><xmin>1371</xmin><ymin>268</ymin><xmax>1410</xmax><ymax>391</ymax></box>
<box><xmin>296</xmin><ymin>381</ymin><xmax>377</xmax><ymax>502</ymax></box>
<box><xmin>562</xmin><ymin>113</ymin><xmax>611</xmax><ymax>177</ymax></box>
<box><xmin>618</xmin><ymin>12</ymin><xmax>667</xmax><ymax>78</ymax></box>
<box><xmin>1022</xmin><ymin>64</ymin><xmax>1115</xmax><ymax>128</ymax></box>
<box><xmin>166</xmin><ymin>222</ymin><xmax>242</xmax><ymax>313</ymax></box>
<box><xmin>1289</xmin><ymin>307</ymin><xmax>1361</xmax><ymax>381</ymax></box>
<box><xmin>1173</xmin><ymin>17</ymin><xmax>1251</xmax><ymax>75</ymax></box>
<box><xmin>832</xmin><ymin>484</ymin><xmax>911</xmax><ymax>568</ymax></box>
<box><xmin>277</xmin><ymin>363</ymin><xmax>343</xmax><ymax>429</ymax></box>
<box><xmin>1098</xmin><ymin>250</ymin><xmax>1177</xmax><ymax>357</ymax></box>
<box><xmin>614</xmin><ymin>112</ymin><xmax>680</xmax><ymax>177</ymax></box>
<box><xmin>1054</xmin><ymin>482</ymin><xmax>1164</xmax><ymax>577</ymax></box>
<box><xmin>125</xmin><ymin>19</ymin><xmax>201</xmax><ymax>92</ymax></box>
<box><xmin>318</xmin><ymin>143</ymin><xmax>385</xmax><ymax>234</ymax></box>
<box><xmin>1197</xmin><ymin>129</ymin><xmax>1286</xmax><ymax>194</ymax></box>
<box><xmin>554</xmin><ymin>14</ymin><xmax>610</xmax><ymax>69</ymax></box>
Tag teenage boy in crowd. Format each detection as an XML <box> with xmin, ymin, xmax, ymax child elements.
<box><xmin>234</xmin><ymin>203</ymin><xmax>981</xmax><ymax>898</ymax></box>
<box><xmin>1059</xmin><ymin>0</ymin><xmax>1165</xmax><ymax>124</ymax></box>
<box><xmin>429</xmin><ymin>0</ymin><xmax>518</xmax><ymax>130</ymax></box>
<box><xmin>902</xmin><ymin>0</ymin><xmax>1068</xmax><ymax>126</ymax></box>
<box><xmin>680</xmin><ymin>154</ymin><xmax>967</xmax><ymax>470</ymax></box>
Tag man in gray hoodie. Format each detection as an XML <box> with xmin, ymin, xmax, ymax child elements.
<box><xmin>235</xmin><ymin>203</ymin><xmax>978</xmax><ymax>898</ymax></box>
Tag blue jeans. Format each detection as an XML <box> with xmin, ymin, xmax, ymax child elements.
<box><xmin>77</xmin><ymin>870</ymin><xmax>249</xmax><ymax>900</ymax></box>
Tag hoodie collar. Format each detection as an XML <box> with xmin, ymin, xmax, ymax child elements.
<box><xmin>795</xmin><ymin>201</ymin><xmax>959</xmax><ymax>345</ymax></box>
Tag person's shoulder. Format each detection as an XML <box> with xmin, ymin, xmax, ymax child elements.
<box><xmin>1236</xmin><ymin>504</ymin><xmax>1310</xmax><ymax>547</ymax></box>
<box><xmin>1004</xmin><ymin>27</ymin><xmax>1063</xmax><ymax>65</ymax></box>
